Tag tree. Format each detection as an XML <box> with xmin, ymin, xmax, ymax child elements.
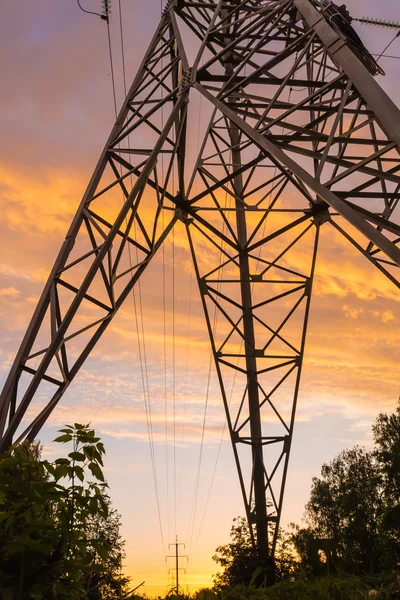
<box><xmin>212</xmin><ymin>515</ymin><xmax>295</xmax><ymax>588</ymax></box>
<box><xmin>304</xmin><ymin>446</ymin><xmax>383</xmax><ymax>575</ymax></box>
<box><xmin>84</xmin><ymin>498</ymin><xmax>131</xmax><ymax>599</ymax></box>
<box><xmin>289</xmin><ymin>524</ymin><xmax>325</xmax><ymax>577</ymax></box>
<box><xmin>373</xmin><ymin>400</ymin><xmax>400</xmax><ymax>504</ymax></box>
<box><xmin>0</xmin><ymin>423</ymin><xmax>132</xmax><ymax>599</ymax></box>
<box><xmin>299</xmin><ymin>402</ymin><xmax>400</xmax><ymax>575</ymax></box>
<box><xmin>372</xmin><ymin>400</ymin><xmax>400</xmax><ymax>569</ymax></box>
<box><xmin>213</xmin><ymin>516</ymin><xmax>260</xmax><ymax>588</ymax></box>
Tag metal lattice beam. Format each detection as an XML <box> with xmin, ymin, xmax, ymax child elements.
<box><xmin>1</xmin><ymin>0</ymin><xmax>399</xmax><ymax>565</ymax></box>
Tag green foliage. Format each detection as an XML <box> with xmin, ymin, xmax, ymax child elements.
<box><xmin>300</xmin><ymin>402</ymin><xmax>400</xmax><ymax>575</ymax></box>
<box><xmin>84</xmin><ymin>497</ymin><xmax>132</xmax><ymax>599</ymax></box>
<box><xmin>212</xmin><ymin>516</ymin><xmax>295</xmax><ymax>589</ymax></box>
<box><xmin>304</xmin><ymin>446</ymin><xmax>383</xmax><ymax>574</ymax></box>
<box><xmin>212</xmin><ymin>516</ymin><xmax>261</xmax><ymax>588</ymax></box>
<box><xmin>373</xmin><ymin>401</ymin><xmax>400</xmax><ymax>496</ymax></box>
<box><xmin>0</xmin><ymin>423</ymin><xmax>131</xmax><ymax>599</ymax></box>
<box><xmin>372</xmin><ymin>401</ymin><xmax>400</xmax><ymax>568</ymax></box>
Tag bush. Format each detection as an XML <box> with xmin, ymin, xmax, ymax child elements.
<box><xmin>0</xmin><ymin>423</ymin><xmax>132</xmax><ymax>599</ymax></box>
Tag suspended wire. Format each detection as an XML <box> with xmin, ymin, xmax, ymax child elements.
<box><xmin>186</xmin><ymin>271</ymin><xmax>219</xmax><ymax>554</ymax></box>
<box><xmin>177</xmin><ymin>270</ymin><xmax>193</xmax><ymax>508</ymax></box>
<box><xmin>371</xmin><ymin>54</ymin><xmax>400</xmax><ymax>60</ymax></box>
<box><xmin>376</xmin><ymin>30</ymin><xmax>400</xmax><ymax>63</ymax></box>
<box><xmin>102</xmin><ymin>0</ymin><xmax>167</xmax><ymax>556</ymax></box>
<box><xmin>187</xmin><ymin>347</ymin><xmax>214</xmax><ymax>553</ymax></box>
<box><xmin>135</xmin><ymin>250</ymin><xmax>167</xmax><ymax>553</ymax></box>
<box><xmin>191</xmin><ymin>327</ymin><xmax>238</xmax><ymax>558</ymax></box>
<box><xmin>177</xmin><ymin>57</ymin><xmax>204</xmax><ymax>549</ymax></box>
<box><xmin>132</xmin><ymin>281</ymin><xmax>167</xmax><ymax>556</ymax></box>
<box><xmin>187</xmin><ymin>186</ymin><xmax>231</xmax><ymax>556</ymax></box>
<box><xmin>184</xmin><ymin>20</ymin><xmax>219</xmax><ymax>555</ymax></box>
<box><xmin>188</xmin><ymin>57</ymin><xmax>251</xmax><ymax>554</ymax></box>
<box><xmin>178</xmin><ymin>35</ymin><xmax>205</xmax><ymax>542</ymax></box>
<box><xmin>106</xmin><ymin>21</ymin><xmax>118</xmax><ymax>118</ymax></box>
<box><xmin>126</xmin><ymin>53</ymin><xmax>167</xmax><ymax>565</ymax></box>
<box><xmin>172</xmin><ymin>224</ymin><xmax>177</xmax><ymax>537</ymax></box>
<box><xmin>158</xmin><ymin>1</ymin><xmax>172</xmax><ymax>545</ymax></box>
<box><xmin>162</xmin><ymin>218</ymin><xmax>170</xmax><ymax>543</ymax></box>
<box><xmin>118</xmin><ymin>0</ymin><xmax>128</xmax><ymax>97</ymax></box>
<box><xmin>191</xmin><ymin>420</ymin><xmax>226</xmax><ymax>557</ymax></box>
<box><xmin>76</xmin><ymin>0</ymin><xmax>104</xmax><ymax>19</ymax></box>
<box><xmin>169</xmin><ymin>78</ymin><xmax>178</xmax><ymax>540</ymax></box>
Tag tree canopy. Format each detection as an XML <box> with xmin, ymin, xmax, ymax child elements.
<box><xmin>297</xmin><ymin>401</ymin><xmax>400</xmax><ymax>575</ymax></box>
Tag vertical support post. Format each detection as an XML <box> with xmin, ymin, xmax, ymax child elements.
<box><xmin>230</xmin><ymin>123</ymin><xmax>269</xmax><ymax>559</ymax></box>
<box><xmin>219</xmin><ymin>0</ymin><xmax>269</xmax><ymax>557</ymax></box>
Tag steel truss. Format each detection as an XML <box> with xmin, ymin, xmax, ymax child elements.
<box><xmin>1</xmin><ymin>0</ymin><xmax>399</xmax><ymax>560</ymax></box>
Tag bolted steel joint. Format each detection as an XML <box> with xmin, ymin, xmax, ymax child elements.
<box><xmin>175</xmin><ymin>205</ymin><xmax>193</xmax><ymax>224</ymax></box>
<box><xmin>311</xmin><ymin>201</ymin><xmax>330</xmax><ymax>226</ymax></box>
<box><xmin>179</xmin><ymin>68</ymin><xmax>193</xmax><ymax>94</ymax></box>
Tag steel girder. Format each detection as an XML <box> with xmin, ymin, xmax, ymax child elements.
<box><xmin>0</xmin><ymin>0</ymin><xmax>399</xmax><ymax>560</ymax></box>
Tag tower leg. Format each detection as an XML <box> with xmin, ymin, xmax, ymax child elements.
<box><xmin>0</xmin><ymin>9</ymin><xmax>189</xmax><ymax>449</ymax></box>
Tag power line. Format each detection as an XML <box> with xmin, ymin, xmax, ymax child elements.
<box><xmin>187</xmin><ymin>348</ymin><xmax>213</xmax><ymax>554</ymax></box>
<box><xmin>177</xmin><ymin>270</ymin><xmax>193</xmax><ymax>513</ymax></box>
<box><xmin>162</xmin><ymin>218</ymin><xmax>170</xmax><ymax>543</ymax></box>
<box><xmin>376</xmin><ymin>30</ymin><xmax>400</xmax><ymax>63</ymax></box>
<box><xmin>102</xmin><ymin>0</ymin><xmax>166</xmax><ymax>557</ymax></box>
<box><xmin>159</xmin><ymin>15</ymin><xmax>171</xmax><ymax>544</ymax></box>
<box><xmin>186</xmin><ymin>188</ymin><xmax>231</xmax><ymax>556</ymax></box>
<box><xmin>106</xmin><ymin>19</ymin><xmax>118</xmax><ymax>119</ymax></box>
<box><xmin>191</xmin><ymin>421</ymin><xmax>226</xmax><ymax>557</ymax></box>
<box><xmin>371</xmin><ymin>54</ymin><xmax>400</xmax><ymax>60</ymax></box>
<box><xmin>118</xmin><ymin>0</ymin><xmax>128</xmax><ymax>97</ymax></box>
<box><xmin>172</xmin><ymin>225</ymin><xmax>177</xmax><ymax>537</ymax></box>
<box><xmin>76</xmin><ymin>0</ymin><xmax>104</xmax><ymax>19</ymax></box>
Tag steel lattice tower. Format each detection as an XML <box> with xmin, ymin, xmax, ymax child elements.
<box><xmin>1</xmin><ymin>0</ymin><xmax>399</xmax><ymax>561</ymax></box>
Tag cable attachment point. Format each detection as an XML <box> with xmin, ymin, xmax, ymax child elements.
<box><xmin>102</xmin><ymin>0</ymin><xmax>111</xmax><ymax>21</ymax></box>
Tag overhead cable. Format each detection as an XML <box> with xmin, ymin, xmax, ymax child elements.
<box><xmin>172</xmin><ymin>224</ymin><xmax>177</xmax><ymax>537</ymax></box>
<box><xmin>376</xmin><ymin>30</ymin><xmax>400</xmax><ymax>63</ymax></box>
<box><xmin>76</xmin><ymin>0</ymin><xmax>109</xmax><ymax>20</ymax></box>
<box><xmin>104</xmin><ymin>0</ymin><xmax>167</xmax><ymax>556</ymax></box>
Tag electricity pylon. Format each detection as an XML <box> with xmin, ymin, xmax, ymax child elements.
<box><xmin>1</xmin><ymin>0</ymin><xmax>399</xmax><ymax>562</ymax></box>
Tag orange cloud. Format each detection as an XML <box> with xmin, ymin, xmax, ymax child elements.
<box><xmin>0</xmin><ymin>286</ymin><xmax>20</xmax><ymax>297</ymax></box>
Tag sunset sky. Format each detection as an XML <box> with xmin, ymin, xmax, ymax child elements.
<box><xmin>1</xmin><ymin>0</ymin><xmax>400</xmax><ymax>595</ymax></box>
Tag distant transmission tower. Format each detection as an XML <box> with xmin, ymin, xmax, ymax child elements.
<box><xmin>1</xmin><ymin>0</ymin><xmax>399</xmax><ymax>565</ymax></box>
